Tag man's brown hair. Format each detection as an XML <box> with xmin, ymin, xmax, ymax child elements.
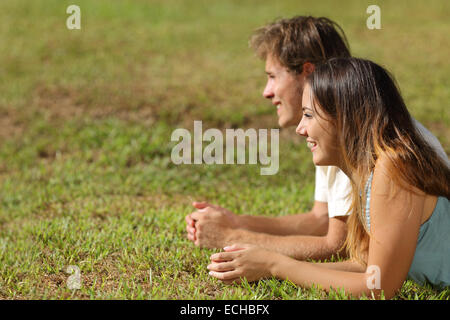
<box><xmin>249</xmin><ymin>16</ymin><xmax>351</xmax><ymax>73</ymax></box>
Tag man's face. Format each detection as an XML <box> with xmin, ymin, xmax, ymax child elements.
<box><xmin>263</xmin><ymin>55</ymin><xmax>307</xmax><ymax>128</ymax></box>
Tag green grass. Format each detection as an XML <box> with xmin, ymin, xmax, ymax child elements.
<box><xmin>0</xmin><ymin>0</ymin><xmax>449</xmax><ymax>299</ymax></box>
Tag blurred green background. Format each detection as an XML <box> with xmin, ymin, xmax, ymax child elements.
<box><xmin>0</xmin><ymin>0</ymin><xmax>448</xmax><ymax>299</ymax></box>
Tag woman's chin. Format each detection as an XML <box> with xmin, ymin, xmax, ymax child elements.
<box><xmin>312</xmin><ymin>154</ymin><xmax>331</xmax><ymax>166</ymax></box>
<box><xmin>314</xmin><ymin>159</ymin><xmax>337</xmax><ymax>167</ymax></box>
<box><xmin>312</xmin><ymin>159</ymin><xmax>323</xmax><ymax>166</ymax></box>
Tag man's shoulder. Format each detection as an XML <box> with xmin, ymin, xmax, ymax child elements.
<box><xmin>412</xmin><ymin>118</ymin><xmax>449</xmax><ymax>163</ymax></box>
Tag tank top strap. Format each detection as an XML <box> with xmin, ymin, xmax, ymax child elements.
<box><xmin>364</xmin><ymin>171</ymin><xmax>374</xmax><ymax>231</ymax></box>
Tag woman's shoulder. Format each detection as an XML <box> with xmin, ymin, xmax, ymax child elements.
<box><xmin>368</xmin><ymin>155</ymin><xmax>429</xmax><ymax>233</ymax></box>
<box><xmin>372</xmin><ymin>154</ymin><xmax>438</xmax><ymax>226</ymax></box>
<box><xmin>372</xmin><ymin>154</ymin><xmax>427</xmax><ymax>198</ymax></box>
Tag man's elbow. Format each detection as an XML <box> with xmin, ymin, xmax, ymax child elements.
<box><xmin>324</xmin><ymin>217</ymin><xmax>348</xmax><ymax>254</ymax></box>
<box><xmin>311</xmin><ymin>211</ymin><xmax>329</xmax><ymax>236</ymax></box>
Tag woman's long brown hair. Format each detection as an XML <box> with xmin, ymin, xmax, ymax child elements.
<box><xmin>307</xmin><ymin>58</ymin><xmax>450</xmax><ymax>263</ymax></box>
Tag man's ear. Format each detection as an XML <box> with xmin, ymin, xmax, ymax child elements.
<box><xmin>303</xmin><ymin>62</ymin><xmax>315</xmax><ymax>76</ymax></box>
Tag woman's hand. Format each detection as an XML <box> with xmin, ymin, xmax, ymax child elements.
<box><xmin>207</xmin><ymin>244</ymin><xmax>278</xmax><ymax>284</ymax></box>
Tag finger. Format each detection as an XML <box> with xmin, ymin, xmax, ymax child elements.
<box><xmin>185</xmin><ymin>215</ymin><xmax>195</xmax><ymax>227</ymax></box>
<box><xmin>209</xmin><ymin>270</ymin><xmax>241</xmax><ymax>281</ymax></box>
<box><xmin>186</xmin><ymin>225</ymin><xmax>196</xmax><ymax>236</ymax></box>
<box><xmin>188</xmin><ymin>225</ymin><xmax>196</xmax><ymax>234</ymax></box>
<box><xmin>187</xmin><ymin>225</ymin><xmax>196</xmax><ymax>241</ymax></box>
<box><xmin>192</xmin><ymin>201</ymin><xmax>211</xmax><ymax>209</ymax></box>
<box><xmin>210</xmin><ymin>251</ymin><xmax>236</xmax><ymax>262</ymax></box>
<box><xmin>224</xmin><ymin>244</ymin><xmax>247</xmax><ymax>252</ymax></box>
<box><xmin>190</xmin><ymin>210</ymin><xmax>206</xmax><ymax>221</ymax></box>
<box><xmin>193</xmin><ymin>201</ymin><xmax>221</xmax><ymax>212</ymax></box>
<box><xmin>207</xmin><ymin>262</ymin><xmax>235</xmax><ymax>272</ymax></box>
<box><xmin>186</xmin><ymin>215</ymin><xmax>195</xmax><ymax>227</ymax></box>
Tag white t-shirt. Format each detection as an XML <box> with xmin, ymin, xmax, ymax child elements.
<box><xmin>315</xmin><ymin>119</ymin><xmax>449</xmax><ymax>218</ymax></box>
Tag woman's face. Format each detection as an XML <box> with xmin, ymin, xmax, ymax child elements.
<box><xmin>296</xmin><ymin>84</ymin><xmax>341</xmax><ymax>166</ymax></box>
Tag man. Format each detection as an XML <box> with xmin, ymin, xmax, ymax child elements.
<box><xmin>185</xmin><ymin>16</ymin><xmax>447</xmax><ymax>262</ymax></box>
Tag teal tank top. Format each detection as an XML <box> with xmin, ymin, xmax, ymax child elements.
<box><xmin>364</xmin><ymin>172</ymin><xmax>450</xmax><ymax>289</ymax></box>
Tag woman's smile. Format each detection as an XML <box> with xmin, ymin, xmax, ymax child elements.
<box><xmin>306</xmin><ymin>140</ymin><xmax>318</xmax><ymax>152</ymax></box>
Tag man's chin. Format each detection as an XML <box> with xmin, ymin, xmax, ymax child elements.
<box><xmin>278</xmin><ymin>119</ymin><xmax>287</xmax><ymax>128</ymax></box>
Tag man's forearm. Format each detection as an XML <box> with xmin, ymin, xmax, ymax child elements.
<box><xmin>237</xmin><ymin>211</ymin><xmax>328</xmax><ymax>237</ymax></box>
<box><xmin>224</xmin><ymin>228</ymin><xmax>339</xmax><ymax>261</ymax></box>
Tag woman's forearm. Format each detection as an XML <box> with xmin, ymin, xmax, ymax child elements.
<box><xmin>312</xmin><ymin>259</ymin><xmax>367</xmax><ymax>272</ymax></box>
<box><xmin>269</xmin><ymin>253</ymin><xmax>374</xmax><ymax>298</ymax></box>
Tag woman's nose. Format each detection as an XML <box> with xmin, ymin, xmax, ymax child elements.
<box><xmin>296</xmin><ymin>119</ymin><xmax>307</xmax><ymax>136</ymax></box>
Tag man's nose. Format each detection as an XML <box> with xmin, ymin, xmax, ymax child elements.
<box><xmin>263</xmin><ymin>82</ymin><xmax>273</xmax><ymax>99</ymax></box>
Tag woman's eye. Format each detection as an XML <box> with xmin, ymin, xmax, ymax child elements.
<box><xmin>303</xmin><ymin>113</ymin><xmax>312</xmax><ymax>118</ymax></box>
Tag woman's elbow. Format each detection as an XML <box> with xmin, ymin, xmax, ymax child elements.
<box><xmin>362</xmin><ymin>270</ymin><xmax>403</xmax><ymax>299</ymax></box>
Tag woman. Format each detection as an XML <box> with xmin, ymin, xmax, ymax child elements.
<box><xmin>207</xmin><ymin>58</ymin><xmax>450</xmax><ymax>299</ymax></box>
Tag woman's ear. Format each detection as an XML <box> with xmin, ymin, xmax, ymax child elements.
<box><xmin>303</xmin><ymin>62</ymin><xmax>315</xmax><ymax>76</ymax></box>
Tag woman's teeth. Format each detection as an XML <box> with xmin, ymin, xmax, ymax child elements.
<box><xmin>307</xmin><ymin>142</ymin><xmax>316</xmax><ymax>149</ymax></box>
